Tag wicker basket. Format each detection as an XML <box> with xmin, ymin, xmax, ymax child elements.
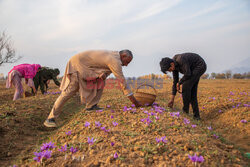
<box><xmin>134</xmin><ymin>84</ymin><xmax>157</xmax><ymax>106</ymax></box>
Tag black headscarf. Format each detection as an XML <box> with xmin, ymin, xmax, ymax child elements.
<box><xmin>159</xmin><ymin>57</ymin><xmax>174</xmax><ymax>74</ymax></box>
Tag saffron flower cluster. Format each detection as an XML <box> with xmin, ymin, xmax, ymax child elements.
<box><xmin>170</xmin><ymin>112</ymin><xmax>180</xmax><ymax>118</ymax></box>
<box><xmin>34</xmin><ymin>150</ymin><xmax>52</xmax><ymax>162</ymax></box>
<box><xmin>58</xmin><ymin>144</ymin><xmax>67</xmax><ymax>152</ymax></box>
<box><xmin>141</xmin><ymin>117</ymin><xmax>153</xmax><ymax>126</ymax></box>
<box><xmin>66</xmin><ymin>131</ymin><xmax>71</xmax><ymax>135</ymax></box>
<box><xmin>34</xmin><ymin>142</ymin><xmax>55</xmax><ymax>162</ymax></box>
<box><xmin>241</xmin><ymin>119</ymin><xmax>247</xmax><ymax>123</ymax></box>
<box><xmin>188</xmin><ymin>154</ymin><xmax>204</xmax><ymax>163</ymax></box>
<box><xmin>40</xmin><ymin>142</ymin><xmax>56</xmax><ymax>151</ymax></box>
<box><xmin>183</xmin><ymin>118</ymin><xmax>190</xmax><ymax>125</ymax></box>
<box><xmin>155</xmin><ymin>136</ymin><xmax>167</xmax><ymax>144</ymax></box>
<box><xmin>70</xmin><ymin>147</ymin><xmax>78</xmax><ymax>154</ymax></box>
<box><xmin>112</xmin><ymin>121</ymin><xmax>118</xmax><ymax>126</ymax></box>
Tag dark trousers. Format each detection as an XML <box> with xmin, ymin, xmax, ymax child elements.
<box><xmin>182</xmin><ymin>67</ymin><xmax>206</xmax><ymax>117</ymax></box>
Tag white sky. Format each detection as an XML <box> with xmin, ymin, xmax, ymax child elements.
<box><xmin>0</xmin><ymin>0</ymin><xmax>250</xmax><ymax>77</ymax></box>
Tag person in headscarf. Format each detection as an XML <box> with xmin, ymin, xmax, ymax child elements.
<box><xmin>160</xmin><ymin>53</ymin><xmax>207</xmax><ymax>120</ymax></box>
<box><xmin>32</xmin><ymin>67</ymin><xmax>60</xmax><ymax>94</ymax></box>
<box><xmin>6</xmin><ymin>64</ymin><xmax>41</xmax><ymax>100</ymax></box>
<box><xmin>44</xmin><ymin>50</ymin><xmax>141</xmax><ymax>128</ymax></box>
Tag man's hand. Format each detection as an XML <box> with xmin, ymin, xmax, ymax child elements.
<box><xmin>128</xmin><ymin>94</ymin><xmax>142</xmax><ymax>107</ymax></box>
<box><xmin>177</xmin><ymin>83</ymin><xmax>180</xmax><ymax>92</ymax></box>
<box><xmin>98</xmin><ymin>73</ymin><xmax>107</xmax><ymax>80</ymax></box>
<box><xmin>168</xmin><ymin>100</ymin><xmax>174</xmax><ymax>108</ymax></box>
<box><xmin>168</xmin><ymin>95</ymin><xmax>175</xmax><ymax>108</ymax></box>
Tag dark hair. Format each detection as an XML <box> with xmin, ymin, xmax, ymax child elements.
<box><xmin>119</xmin><ymin>49</ymin><xmax>133</xmax><ymax>58</ymax></box>
<box><xmin>159</xmin><ymin>57</ymin><xmax>174</xmax><ymax>74</ymax></box>
<box><xmin>54</xmin><ymin>68</ymin><xmax>60</xmax><ymax>75</ymax></box>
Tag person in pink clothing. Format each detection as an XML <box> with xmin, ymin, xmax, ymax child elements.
<box><xmin>6</xmin><ymin>64</ymin><xmax>41</xmax><ymax>101</ymax></box>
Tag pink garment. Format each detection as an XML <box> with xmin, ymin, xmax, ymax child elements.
<box><xmin>8</xmin><ymin>64</ymin><xmax>41</xmax><ymax>79</ymax></box>
<box><xmin>6</xmin><ymin>64</ymin><xmax>41</xmax><ymax>101</ymax></box>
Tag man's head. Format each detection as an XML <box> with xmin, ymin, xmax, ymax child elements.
<box><xmin>119</xmin><ymin>50</ymin><xmax>133</xmax><ymax>66</ymax></box>
<box><xmin>54</xmin><ymin>68</ymin><xmax>60</xmax><ymax>76</ymax></box>
<box><xmin>160</xmin><ymin>57</ymin><xmax>175</xmax><ymax>74</ymax></box>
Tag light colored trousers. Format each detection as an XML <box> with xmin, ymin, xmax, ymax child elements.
<box><xmin>12</xmin><ymin>74</ymin><xmax>24</xmax><ymax>101</ymax></box>
<box><xmin>48</xmin><ymin>73</ymin><xmax>104</xmax><ymax>119</ymax></box>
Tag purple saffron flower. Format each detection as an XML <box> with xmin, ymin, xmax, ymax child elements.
<box><xmin>155</xmin><ymin>116</ymin><xmax>160</xmax><ymax>120</ymax></box>
<box><xmin>43</xmin><ymin>150</ymin><xmax>52</xmax><ymax>159</ymax></box>
<box><xmin>111</xmin><ymin>142</ymin><xmax>115</xmax><ymax>146</ymax></box>
<box><xmin>183</xmin><ymin>118</ymin><xmax>190</xmax><ymax>125</ymax></box>
<box><xmin>188</xmin><ymin>154</ymin><xmax>204</xmax><ymax>163</ymax></box>
<box><xmin>110</xmin><ymin>115</ymin><xmax>114</xmax><ymax>119</ymax></box>
<box><xmin>213</xmin><ymin>134</ymin><xmax>219</xmax><ymax>139</ymax></box>
<box><xmin>114</xmin><ymin>152</ymin><xmax>118</xmax><ymax>159</ymax></box>
<box><xmin>156</xmin><ymin>136</ymin><xmax>167</xmax><ymax>143</ymax></box>
<box><xmin>70</xmin><ymin>147</ymin><xmax>78</xmax><ymax>154</ymax></box>
<box><xmin>33</xmin><ymin>152</ymin><xmax>43</xmax><ymax>162</ymax></box>
<box><xmin>85</xmin><ymin>121</ymin><xmax>90</xmax><ymax>127</ymax></box>
<box><xmin>131</xmin><ymin>104</ymin><xmax>135</xmax><ymax>108</ymax></box>
<box><xmin>96</xmin><ymin>109</ymin><xmax>103</xmax><ymax>112</ymax></box>
<box><xmin>40</xmin><ymin>142</ymin><xmax>56</xmax><ymax>151</ymax></box>
<box><xmin>112</xmin><ymin>121</ymin><xmax>118</xmax><ymax>126</ymax></box>
<box><xmin>197</xmin><ymin>155</ymin><xmax>204</xmax><ymax>163</ymax></box>
<box><xmin>146</xmin><ymin>117</ymin><xmax>152</xmax><ymax>125</ymax></box>
<box><xmin>152</xmin><ymin>102</ymin><xmax>158</xmax><ymax>106</ymax></box>
<box><xmin>87</xmin><ymin>137</ymin><xmax>96</xmax><ymax>145</ymax></box>
<box><xmin>241</xmin><ymin>119</ymin><xmax>247</xmax><ymax>123</ymax></box>
<box><xmin>155</xmin><ymin>137</ymin><xmax>161</xmax><ymax>143</ymax></box>
<box><xmin>111</xmin><ymin>109</ymin><xmax>115</xmax><ymax>113</ymax></box>
<box><xmin>123</xmin><ymin>106</ymin><xmax>128</xmax><ymax>111</ymax></box>
<box><xmin>66</xmin><ymin>131</ymin><xmax>71</xmax><ymax>135</ymax></box>
<box><xmin>107</xmin><ymin>105</ymin><xmax>111</xmax><ymax>108</ymax></box>
<box><xmin>207</xmin><ymin>126</ymin><xmax>212</xmax><ymax>130</ymax></box>
<box><xmin>13</xmin><ymin>165</ymin><xmax>17</xmax><ymax>167</ymax></box>
<box><xmin>161</xmin><ymin>136</ymin><xmax>167</xmax><ymax>143</ymax></box>
<box><xmin>170</xmin><ymin>112</ymin><xmax>180</xmax><ymax>118</ymax></box>
<box><xmin>218</xmin><ymin>110</ymin><xmax>222</xmax><ymax>113</ymax></box>
<box><xmin>191</xmin><ymin>124</ymin><xmax>197</xmax><ymax>128</ymax></box>
<box><xmin>58</xmin><ymin>144</ymin><xmax>67</xmax><ymax>152</ymax></box>
<box><xmin>95</xmin><ymin>121</ymin><xmax>102</xmax><ymax>127</ymax></box>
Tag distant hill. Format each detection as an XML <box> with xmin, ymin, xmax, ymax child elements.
<box><xmin>223</xmin><ymin>57</ymin><xmax>250</xmax><ymax>74</ymax></box>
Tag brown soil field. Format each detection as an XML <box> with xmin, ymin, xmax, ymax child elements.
<box><xmin>0</xmin><ymin>79</ymin><xmax>249</xmax><ymax>167</ymax></box>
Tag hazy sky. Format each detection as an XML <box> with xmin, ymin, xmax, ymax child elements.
<box><xmin>0</xmin><ymin>0</ymin><xmax>250</xmax><ymax>77</ymax></box>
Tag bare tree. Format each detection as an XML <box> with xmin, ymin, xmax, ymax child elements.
<box><xmin>0</xmin><ymin>31</ymin><xmax>21</xmax><ymax>66</ymax></box>
<box><xmin>225</xmin><ymin>70</ymin><xmax>232</xmax><ymax>79</ymax></box>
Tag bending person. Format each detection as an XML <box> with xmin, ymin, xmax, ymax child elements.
<box><xmin>32</xmin><ymin>67</ymin><xmax>60</xmax><ymax>94</ymax></box>
<box><xmin>160</xmin><ymin>53</ymin><xmax>207</xmax><ymax>120</ymax></box>
<box><xmin>6</xmin><ymin>64</ymin><xmax>41</xmax><ymax>100</ymax></box>
<box><xmin>44</xmin><ymin>50</ymin><xmax>140</xmax><ymax>128</ymax></box>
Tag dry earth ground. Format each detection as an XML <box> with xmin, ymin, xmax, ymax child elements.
<box><xmin>0</xmin><ymin>79</ymin><xmax>249</xmax><ymax>166</ymax></box>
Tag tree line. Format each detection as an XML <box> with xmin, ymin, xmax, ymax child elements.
<box><xmin>201</xmin><ymin>71</ymin><xmax>250</xmax><ymax>79</ymax></box>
